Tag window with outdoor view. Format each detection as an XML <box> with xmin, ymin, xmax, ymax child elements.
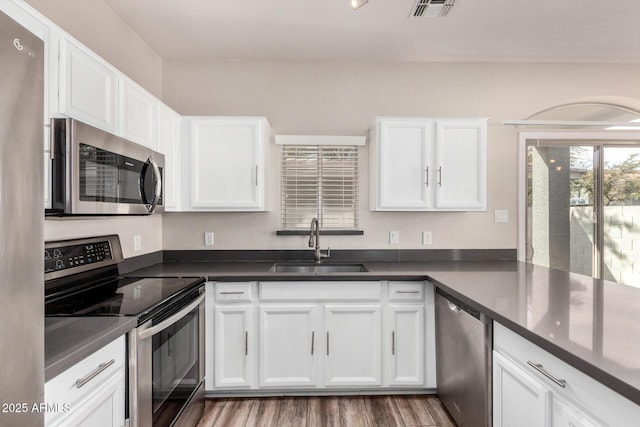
<box><xmin>281</xmin><ymin>145</ymin><xmax>359</xmax><ymax>230</ymax></box>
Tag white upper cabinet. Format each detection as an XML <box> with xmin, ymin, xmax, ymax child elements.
<box><xmin>156</xmin><ymin>104</ymin><xmax>181</xmax><ymax>210</ymax></box>
<box><xmin>370</xmin><ymin>117</ymin><xmax>487</xmax><ymax>211</ymax></box>
<box><xmin>434</xmin><ymin>120</ymin><xmax>487</xmax><ymax>209</ymax></box>
<box><xmin>184</xmin><ymin>117</ymin><xmax>269</xmax><ymax>211</ymax></box>
<box><xmin>58</xmin><ymin>37</ymin><xmax>117</xmax><ymax>133</ymax></box>
<box><xmin>118</xmin><ymin>77</ymin><xmax>157</xmax><ymax>149</ymax></box>
<box><xmin>372</xmin><ymin>119</ymin><xmax>432</xmax><ymax>210</ymax></box>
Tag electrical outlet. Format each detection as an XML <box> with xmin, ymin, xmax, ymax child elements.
<box><xmin>495</xmin><ymin>209</ymin><xmax>509</xmax><ymax>223</ymax></box>
<box><xmin>389</xmin><ymin>231</ymin><xmax>399</xmax><ymax>245</ymax></box>
<box><xmin>204</xmin><ymin>232</ymin><xmax>215</xmax><ymax>246</ymax></box>
<box><xmin>133</xmin><ymin>235</ymin><xmax>142</xmax><ymax>252</ymax></box>
<box><xmin>422</xmin><ymin>231</ymin><xmax>432</xmax><ymax>245</ymax></box>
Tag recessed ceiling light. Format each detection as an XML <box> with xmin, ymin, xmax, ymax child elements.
<box><xmin>351</xmin><ymin>0</ymin><xmax>369</xmax><ymax>10</ymax></box>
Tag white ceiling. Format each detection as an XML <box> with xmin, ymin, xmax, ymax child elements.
<box><xmin>104</xmin><ymin>0</ymin><xmax>640</xmax><ymax>63</ymax></box>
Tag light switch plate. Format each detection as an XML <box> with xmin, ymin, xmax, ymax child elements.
<box><xmin>133</xmin><ymin>235</ymin><xmax>141</xmax><ymax>252</ymax></box>
<box><xmin>422</xmin><ymin>231</ymin><xmax>432</xmax><ymax>245</ymax></box>
<box><xmin>204</xmin><ymin>232</ymin><xmax>215</xmax><ymax>246</ymax></box>
<box><xmin>494</xmin><ymin>209</ymin><xmax>509</xmax><ymax>223</ymax></box>
<box><xmin>389</xmin><ymin>231</ymin><xmax>399</xmax><ymax>245</ymax></box>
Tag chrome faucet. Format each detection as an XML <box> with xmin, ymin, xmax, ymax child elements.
<box><xmin>309</xmin><ymin>217</ymin><xmax>330</xmax><ymax>263</ymax></box>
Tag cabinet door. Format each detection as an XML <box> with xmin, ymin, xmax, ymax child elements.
<box><xmin>259</xmin><ymin>305</ymin><xmax>317</xmax><ymax>388</ymax></box>
<box><xmin>188</xmin><ymin>117</ymin><xmax>267</xmax><ymax>211</ymax></box>
<box><xmin>157</xmin><ymin>105</ymin><xmax>181</xmax><ymax>210</ymax></box>
<box><xmin>48</xmin><ymin>371</ymin><xmax>125</xmax><ymax>427</ymax></box>
<box><xmin>374</xmin><ymin>119</ymin><xmax>431</xmax><ymax>210</ymax></box>
<box><xmin>214</xmin><ymin>305</ymin><xmax>254</xmax><ymax>388</ymax></box>
<box><xmin>59</xmin><ymin>37</ymin><xmax>117</xmax><ymax>133</ymax></box>
<box><xmin>119</xmin><ymin>78</ymin><xmax>156</xmax><ymax>149</ymax></box>
<box><xmin>434</xmin><ymin>119</ymin><xmax>486</xmax><ymax>210</ymax></box>
<box><xmin>323</xmin><ymin>304</ymin><xmax>382</xmax><ymax>387</ymax></box>
<box><xmin>552</xmin><ymin>397</ymin><xmax>604</xmax><ymax>427</ymax></box>
<box><xmin>385</xmin><ymin>304</ymin><xmax>424</xmax><ymax>386</ymax></box>
<box><xmin>493</xmin><ymin>351</ymin><xmax>551</xmax><ymax>427</ymax></box>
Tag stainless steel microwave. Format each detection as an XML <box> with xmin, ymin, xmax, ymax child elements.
<box><xmin>47</xmin><ymin>118</ymin><xmax>164</xmax><ymax>216</ymax></box>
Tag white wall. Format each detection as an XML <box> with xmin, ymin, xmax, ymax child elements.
<box><xmin>161</xmin><ymin>60</ymin><xmax>640</xmax><ymax>250</ymax></box>
<box><xmin>44</xmin><ymin>216</ymin><xmax>162</xmax><ymax>259</ymax></box>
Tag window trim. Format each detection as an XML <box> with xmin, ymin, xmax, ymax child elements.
<box><xmin>279</xmin><ymin>143</ymin><xmax>361</xmax><ymax>231</ymax></box>
<box><xmin>518</xmin><ymin>130</ymin><xmax>640</xmax><ymax>262</ymax></box>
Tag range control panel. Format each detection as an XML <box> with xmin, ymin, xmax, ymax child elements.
<box><xmin>45</xmin><ymin>241</ymin><xmax>112</xmax><ymax>273</ymax></box>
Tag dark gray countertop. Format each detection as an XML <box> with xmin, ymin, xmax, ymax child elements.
<box><xmin>129</xmin><ymin>259</ymin><xmax>640</xmax><ymax>406</ymax></box>
<box><xmin>45</xmin><ymin>316</ymin><xmax>137</xmax><ymax>381</ymax></box>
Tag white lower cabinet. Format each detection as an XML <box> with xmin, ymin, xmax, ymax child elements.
<box><xmin>493</xmin><ymin>351</ymin><xmax>551</xmax><ymax>427</ymax></box>
<box><xmin>384</xmin><ymin>304</ymin><xmax>425</xmax><ymax>386</ymax></box>
<box><xmin>213</xmin><ymin>304</ymin><xmax>254</xmax><ymax>388</ymax></box>
<box><xmin>207</xmin><ymin>281</ymin><xmax>435</xmax><ymax>392</ymax></box>
<box><xmin>45</xmin><ymin>336</ymin><xmax>126</xmax><ymax>427</ymax></box>
<box><xmin>324</xmin><ymin>304</ymin><xmax>382</xmax><ymax>387</ymax></box>
<box><xmin>552</xmin><ymin>396</ymin><xmax>603</xmax><ymax>427</ymax></box>
<box><xmin>259</xmin><ymin>304</ymin><xmax>317</xmax><ymax>388</ymax></box>
<box><xmin>493</xmin><ymin>322</ymin><xmax>638</xmax><ymax>427</ymax></box>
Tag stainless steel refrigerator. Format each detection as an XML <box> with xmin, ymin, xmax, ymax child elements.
<box><xmin>0</xmin><ymin>8</ymin><xmax>45</xmax><ymax>427</ymax></box>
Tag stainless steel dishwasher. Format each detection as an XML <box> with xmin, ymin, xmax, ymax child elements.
<box><xmin>435</xmin><ymin>289</ymin><xmax>492</xmax><ymax>427</ymax></box>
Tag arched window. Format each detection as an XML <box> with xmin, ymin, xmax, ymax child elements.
<box><xmin>514</xmin><ymin>99</ymin><xmax>640</xmax><ymax>288</ymax></box>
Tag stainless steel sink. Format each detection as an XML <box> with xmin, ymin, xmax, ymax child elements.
<box><xmin>269</xmin><ymin>263</ymin><xmax>368</xmax><ymax>273</ymax></box>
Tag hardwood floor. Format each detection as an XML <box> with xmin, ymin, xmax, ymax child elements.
<box><xmin>196</xmin><ymin>395</ymin><xmax>457</xmax><ymax>427</ymax></box>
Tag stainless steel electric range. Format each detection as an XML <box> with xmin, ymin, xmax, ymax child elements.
<box><xmin>45</xmin><ymin>235</ymin><xmax>205</xmax><ymax>427</ymax></box>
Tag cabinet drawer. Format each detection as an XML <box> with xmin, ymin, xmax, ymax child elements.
<box><xmin>215</xmin><ymin>282</ymin><xmax>253</xmax><ymax>302</ymax></box>
<box><xmin>45</xmin><ymin>336</ymin><xmax>125</xmax><ymax>422</ymax></box>
<box><xmin>260</xmin><ymin>282</ymin><xmax>381</xmax><ymax>301</ymax></box>
<box><xmin>388</xmin><ymin>282</ymin><xmax>424</xmax><ymax>301</ymax></box>
<box><xmin>494</xmin><ymin>322</ymin><xmax>639</xmax><ymax>427</ymax></box>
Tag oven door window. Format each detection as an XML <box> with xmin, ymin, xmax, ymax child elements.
<box><xmin>151</xmin><ymin>304</ymin><xmax>200</xmax><ymax>426</ymax></box>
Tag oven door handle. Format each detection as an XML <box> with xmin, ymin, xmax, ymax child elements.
<box><xmin>138</xmin><ymin>294</ymin><xmax>204</xmax><ymax>340</ymax></box>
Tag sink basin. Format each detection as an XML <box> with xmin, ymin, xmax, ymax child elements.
<box><xmin>269</xmin><ymin>263</ymin><xmax>368</xmax><ymax>273</ymax></box>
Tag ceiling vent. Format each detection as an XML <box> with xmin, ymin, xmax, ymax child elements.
<box><xmin>410</xmin><ymin>0</ymin><xmax>457</xmax><ymax>18</ymax></box>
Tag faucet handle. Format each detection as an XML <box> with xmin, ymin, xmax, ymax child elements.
<box><xmin>321</xmin><ymin>247</ymin><xmax>331</xmax><ymax>259</ymax></box>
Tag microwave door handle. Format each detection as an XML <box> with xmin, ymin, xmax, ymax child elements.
<box><xmin>138</xmin><ymin>294</ymin><xmax>204</xmax><ymax>341</ymax></box>
<box><xmin>146</xmin><ymin>157</ymin><xmax>162</xmax><ymax>212</ymax></box>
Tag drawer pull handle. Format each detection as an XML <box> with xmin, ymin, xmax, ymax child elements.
<box><xmin>220</xmin><ymin>291</ymin><xmax>245</xmax><ymax>295</ymax></box>
<box><xmin>527</xmin><ymin>361</ymin><xmax>567</xmax><ymax>388</ymax></box>
<box><xmin>75</xmin><ymin>359</ymin><xmax>115</xmax><ymax>389</ymax></box>
<box><xmin>396</xmin><ymin>290</ymin><xmax>420</xmax><ymax>294</ymax></box>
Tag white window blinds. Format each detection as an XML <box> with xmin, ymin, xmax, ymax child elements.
<box><xmin>281</xmin><ymin>145</ymin><xmax>359</xmax><ymax>229</ymax></box>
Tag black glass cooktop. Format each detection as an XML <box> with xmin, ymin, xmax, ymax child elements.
<box><xmin>45</xmin><ymin>276</ymin><xmax>204</xmax><ymax>323</ymax></box>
